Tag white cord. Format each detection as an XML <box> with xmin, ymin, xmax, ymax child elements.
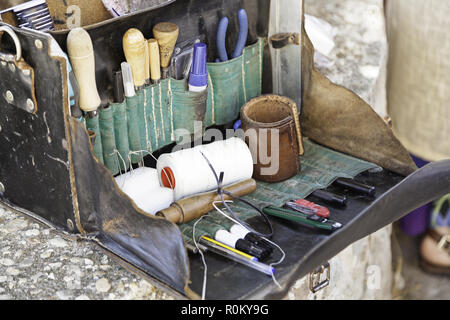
<box><xmin>193</xmin><ymin>215</ymin><xmax>209</xmax><ymax>300</ymax></box>
<box><xmin>212</xmin><ymin>201</ymin><xmax>285</xmax><ymax>289</ymax></box>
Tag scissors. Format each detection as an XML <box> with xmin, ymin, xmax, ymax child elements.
<box><xmin>216</xmin><ymin>8</ymin><xmax>249</xmax><ymax>62</ymax></box>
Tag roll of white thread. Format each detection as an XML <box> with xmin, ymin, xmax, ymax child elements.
<box><xmin>115</xmin><ymin>167</ymin><xmax>175</xmax><ymax>215</ymax></box>
<box><xmin>157</xmin><ymin>137</ymin><xmax>254</xmax><ymax>201</ymax></box>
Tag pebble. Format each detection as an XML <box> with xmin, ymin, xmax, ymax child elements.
<box><xmin>40</xmin><ymin>250</ymin><xmax>53</xmax><ymax>259</ymax></box>
<box><xmin>49</xmin><ymin>237</ymin><xmax>68</xmax><ymax>248</ymax></box>
<box><xmin>96</xmin><ymin>278</ymin><xmax>111</xmax><ymax>293</ymax></box>
<box><xmin>0</xmin><ymin>258</ymin><xmax>14</xmax><ymax>266</ymax></box>
<box><xmin>25</xmin><ymin>229</ymin><xmax>40</xmax><ymax>237</ymax></box>
<box><xmin>75</xmin><ymin>295</ymin><xmax>91</xmax><ymax>300</ymax></box>
<box><xmin>0</xmin><ymin>276</ymin><xmax>7</xmax><ymax>283</ymax></box>
<box><xmin>6</xmin><ymin>267</ymin><xmax>21</xmax><ymax>276</ymax></box>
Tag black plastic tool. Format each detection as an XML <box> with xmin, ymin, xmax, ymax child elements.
<box><xmin>311</xmin><ymin>189</ymin><xmax>348</xmax><ymax>206</ymax></box>
<box><xmin>334</xmin><ymin>178</ymin><xmax>376</xmax><ymax>197</ymax></box>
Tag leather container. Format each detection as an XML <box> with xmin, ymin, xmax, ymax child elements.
<box><xmin>240</xmin><ymin>95</ymin><xmax>303</xmax><ymax>183</ymax></box>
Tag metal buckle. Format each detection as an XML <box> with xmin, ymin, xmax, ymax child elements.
<box><xmin>437</xmin><ymin>235</ymin><xmax>450</xmax><ymax>251</ymax></box>
<box><xmin>309</xmin><ymin>262</ymin><xmax>331</xmax><ymax>294</ymax></box>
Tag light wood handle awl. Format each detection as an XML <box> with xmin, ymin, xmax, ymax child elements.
<box><xmin>67</xmin><ymin>27</ymin><xmax>101</xmax><ymax>113</ymax></box>
<box><xmin>148</xmin><ymin>39</ymin><xmax>161</xmax><ymax>84</ymax></box>
<box><xmin>123</xmin><ymin>28</ymin><xmax>147</xmax><ymax>89</ymax></box>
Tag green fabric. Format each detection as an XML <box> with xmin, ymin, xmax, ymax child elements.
<box><xmin>206</xmin><ymin>38</ymin><xmax>264</xmax><ymax>127</ymax></box>
<box><xmin>181</xmin><ymin>138</ymin><xmax>381</xmax><ymax>243</ymax></box>
<box><xmin>112</xmin><ymin>101</ymin><xmax>130</xmax><ymax>172</ymax></box>
<box><xmin>93</xmin><ymin>40</ymin><xmax>263</xmax><ymax>172</ymax></box>
<box><xmin>85</xmin><ymin>115</ymin><xmax>104</xmax><ymax>163</ymax></box>
<box><xmin>126</xmin><ymin>95</ymin><xmax>144</xmax><ymax>164</ymax></box>
<box><xmin>99</xmin><ymin>107</ymin><xmax>120</xmax><ymax>175</ymax></box>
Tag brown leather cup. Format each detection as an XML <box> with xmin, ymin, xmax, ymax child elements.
<box><xmin>240</xmin><ymin>95</ymin><xmax>303</xmax><ymax>183</ymax></box>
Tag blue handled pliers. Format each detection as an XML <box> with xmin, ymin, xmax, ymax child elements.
<box><xmin>216</xmin><ymin>9</ymin><xmax>248</xmax><ymax>62</ymax></box>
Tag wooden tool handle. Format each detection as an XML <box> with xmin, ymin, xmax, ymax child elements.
<box><xmin>144</xmin><ymin>38</ymin><xmax>150</xmax><ymax>84</ymax></box>
<box><xmin>153</xmin><ymin>22</ymin><xmax>179</xmax><ymax>69</ymax></box>
<box><xmin>148</xmin><ymin>39</ymin><xmax>161</xmax><ymax>82</ymax></box>
<box><xmin>67</xmin><ymin>27</ymin><xmax>101</xmax><ymax>112</ymax></box>
<box><xmin>157</xmin><ymin>179</ymin><xmax>257</xmax><ymax>224</ymax></box>
<box><xmin>123</xmin><ymin>28</ymin><xmax>147</xmax><ymax>88</ymax></box>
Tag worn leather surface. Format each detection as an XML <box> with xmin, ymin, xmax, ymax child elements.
<box><xmin>158</xmin><ymin>179</ymin><xmax>257</xmax><ymax>224</ymax></box>
<box><xmin>300</xmin><ymin>19</ymin><xmax>418</xmax><ymax>177</ymax></box>
<box><xmin>69</xmin><ymin>117</ymin><xmax>192</xmax><ymax>297</ymax></box>
<box><xmin>0</xmin><ymin>24</ymin><xmax>76</xmax><ymax>230</ymax></box>
<box><xmin>241</xmin><ymin>95</ymin><xmax>301</xmax><ymax>182</ymax></box>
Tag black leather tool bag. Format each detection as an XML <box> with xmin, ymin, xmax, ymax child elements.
<box><xmin>0</xmin><ymin>0</ymin><xmax>449</xmax><ymax>300</ymax></box>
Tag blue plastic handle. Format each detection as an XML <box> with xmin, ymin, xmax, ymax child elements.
<box><xmin>217</xmin><ymin>17</ymin><xmax>229</xmax><ymax>62</ymax></box>
<box><xmin>231</xmin><ymin>9</ymin><xmax>248</xmax><ymax>59</ymax></box>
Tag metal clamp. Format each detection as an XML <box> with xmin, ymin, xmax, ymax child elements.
<box><xmin>269</xmin><ymin>32</ymin><xmax>300</xmax><ymax>49</ymax></box>
<box><xmin>0</xmin><ymin>25</ymin><xmax>22</xmax><ymax>61</ymax></box>
<box><xmin>309</xmin><ymin>262</ymin><xmax>331</xmax><ymax>294</ymax></box>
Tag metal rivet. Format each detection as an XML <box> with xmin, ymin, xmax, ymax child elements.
<box><xmin>0</xmin><ymin>182</ymin><xmax>5</xmax><ymax>194</ymax></box>
<box><xmin>66</xmin><ymin>219</ymin><xmax>74</xmax><ymax>231</ymax></box>
<box><xmin>35</xmin><ymin>39</ymin><xmax>43</xmax><ymax>50</ymax></box>
<box><xmin>8</xmin><ymin>63</ymin><xmax>15</xmax><ymax>72</ymax></box>
<box><xmin>5</xmin><ymin>90</ymin><xmax>14</xmax><ymax>103</ymax></box>
<box><xmin>1</xmin><ymin>61</ymin><xmax>6</xmax><ymax>67</ymax></box>
<box><xmin>26</xmin><ymin>99</ymin><xmax>35</xmax><ymax>112</ymax></box>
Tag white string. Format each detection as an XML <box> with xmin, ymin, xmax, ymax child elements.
<box><xmin>212</xmin><ymin>200</ymin><xmax>285</xmax><ymax>289</ymax></box>
<box><xmin>193</xmin><ymin>214</ymin><xmax>209</xmax><ymax>300</ymax></box>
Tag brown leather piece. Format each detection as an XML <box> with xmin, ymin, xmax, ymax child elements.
<box><xmin>241</xmin><ymin>95</ymin><xmax>302</xmax><ymax>182</ymax></box>
<box><xmin>157</xmin><ymin>179</ymin><xmax>257</xmax><ymax>224</ymax></box>
<box><xmin>300</xmin><ymin>24</ymin><xmax>417</xmax><ymax>177</ymax></box>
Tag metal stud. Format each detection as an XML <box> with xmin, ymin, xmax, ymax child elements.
<box><xmin>0</xmin><ymin>182</ymin><xmax>5</xmax><ymax>194</ymax></box>
<box><xmin>8</xmin><ymin>63</ymin><xmax>15</xmax><ymax>72</ymax></box>
<box><xmin>66</xmin><ymin>219</ymin><xmax>74</xmax><ymax>231</ymax></box>
<box><xmin>26</xmin><ymin>99</ymin><xmax>35</xmax><ymax>113</ymax></box>
<box><xmin>34</xmin><ymin>39</ymin><xmax>43</xmax><ymax>50</ymax></box>
<box><xmin>5</xmin><ymin>90</ymin><xmax>14</xmax><ymax>103</ymax></box>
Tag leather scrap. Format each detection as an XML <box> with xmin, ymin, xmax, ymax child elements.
<box><xmin>300</xmin><ymin>22</ymin><xmax>417</xmax><ymax>177</ymax></box>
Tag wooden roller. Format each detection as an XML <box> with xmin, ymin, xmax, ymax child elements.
<box><xmin>123</xmin><ymin>28</ymin><xmax>147</xmax><ymax>89</ymax></box>
<box><xmin>67</xmin><ymin>27</ymin><xmax>101</xmax><ymax>113</ymax></box>
<box><xmin>157</xmin><ymin>179</ymin><xmax>257</xmax><ymax>224</ymax></box>
<box><xmin>152</xmin><ymin>22</ymin><xmax>179</xmax><ymax>78</ymax></box>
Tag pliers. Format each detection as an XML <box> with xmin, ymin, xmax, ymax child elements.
<box><xmin>216</xmin><ymin>9</ymin><xmax>248</xmax><ymax>62</ymax></box>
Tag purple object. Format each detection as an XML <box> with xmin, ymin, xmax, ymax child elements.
<box><xmin>400</xmin><ymin>154</ymin><xmax>432</xmax><ymax>236</ymax></box>
<box><xmin>189</xmin><ymin>43</ymin><xmax>208</xmax><ymax>88</ymax></box>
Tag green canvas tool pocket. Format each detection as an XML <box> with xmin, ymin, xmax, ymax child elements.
<box><xmin>85</xmin><ymin>115</ymin><xmax>104</xmax><ymax>164</ymax></box>
<box><xmin>206</xmin><ymin>38</ymin><xmax>264</xmax><ymax>127</ymax></box>
<box><xmin>112</xmin><ymin>101</ymin><xmax>130</xmax><ymax>172</ymax></box>
<box><xmin>99</xmin><ymin>106</ymin><xmax>120</xmax><ymax>176</ymax></box>
<box><xmin>83</xmin><ymin>39</ymin><xmax>263</xmax><ymax>174</ymax></box>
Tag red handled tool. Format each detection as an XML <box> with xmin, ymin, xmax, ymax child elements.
<box><xmin>285</xmin><ymin>199</ymin><xmax>331</xmax><ymax>218</ymax></box>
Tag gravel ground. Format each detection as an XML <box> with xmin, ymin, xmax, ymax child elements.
<box><xmin>0</xmin><ymin>205</ymin><xmax>173</xmax><ymax>300</ymax></box>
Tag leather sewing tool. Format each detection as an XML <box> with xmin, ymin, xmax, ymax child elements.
<box><xmin>263</xmin><ymin>206</ymin><xmax>343</xmax><ymax>232</ymax></box>
<box><xmin>148</xmin><ymin>39</ymin><xmax>161</xmax><ymax>84</ymax></box>
<box><xmin>334</xmin><ymin>178</ymin><xmax>376</xmax><ymax>197</ymax></box>
<box><xmin>285</xmin><ymin>199</ymin><xmax>330</xmax><ymax>218</ymax></box>
<box><xmin>216</xmin><ymin>8</ymin><xmax>248</xmax><ymax>61</ymax></box>
<box><xmin>123</xmin><ymin>28</ymin><xmax>147</xmax><ymax>90</ymax></box>
<box><xmin>153</xmin><ymin>22</ymin><xmax>179</xmax><ymax>79</ymax></box>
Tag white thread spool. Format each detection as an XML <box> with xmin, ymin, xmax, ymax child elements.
<box><xmin>115</xmin><ymin>167</ymin><xmax>174</xmax><ymax>214</ymax></box>
<box><xmin>215</xmin><ymin>230</ymin><xmax>241</xmax><ymax>249</ymax></box>
<box><xmin>157</xmin><ymin>138</ymin><xmax>254</xmax><ymax>201</ymax></box>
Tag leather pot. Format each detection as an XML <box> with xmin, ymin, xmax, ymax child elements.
<box><xmin>240</xmin><ymin>94</ymin><xmax>303</xmax><ymax>183</ymax></box>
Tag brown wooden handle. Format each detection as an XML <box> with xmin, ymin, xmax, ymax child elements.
<box><xmin>153</xmin><ymin>22</ymin><xmax>179</xmax><ymax>71</ymax></box>
<box><xmin>157</xmin><ymin>179</ymin><xmax>257</xmax><ymax>224</ymax></box>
